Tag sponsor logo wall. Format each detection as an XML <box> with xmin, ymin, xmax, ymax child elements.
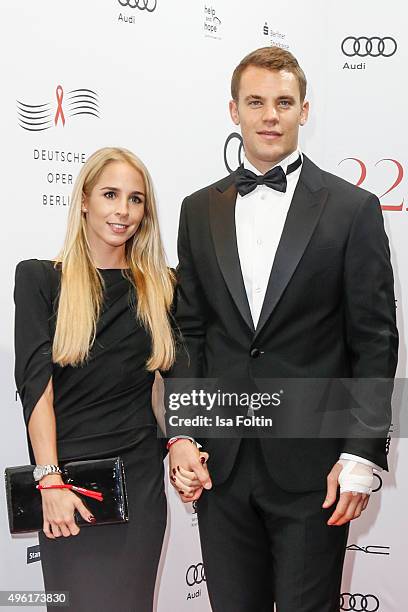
<box><xmin>0</xmin><ymin>0</ymin><xmax>406</xmax><ymax>610</ymax></box>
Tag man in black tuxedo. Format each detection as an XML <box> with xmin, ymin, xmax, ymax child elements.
<box><xmin>167</xmin><ymin>47</ymin><xmax>398</xmax><ymax>611</ymax></box>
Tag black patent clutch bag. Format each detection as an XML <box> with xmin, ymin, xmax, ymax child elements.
<box><xmin>4</xmin><ymin>456</ymin><xmax>128</xmax><ymax>534</ymax></box>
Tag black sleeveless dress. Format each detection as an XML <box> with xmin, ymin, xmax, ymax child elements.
<box><xmin>14</xmin><ymin>259</ymin><xmax>167</xmax><ymax>612</ymax></box>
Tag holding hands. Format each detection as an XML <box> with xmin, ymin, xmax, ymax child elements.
<box><xmin>168</xmin><ymin>439</ymin><xmax>212</xmax><ymax>503</ymax></box>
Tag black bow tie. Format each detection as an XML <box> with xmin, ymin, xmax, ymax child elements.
<box><xmin>235</xmin><ymin>155</ymin><xmax>302</xmax><ymax>197</ymax></box>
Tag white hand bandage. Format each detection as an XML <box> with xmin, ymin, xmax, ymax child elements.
<box><xmin>338</xmin><ymin>459</ymin><xmax>374</xmax><ymax>495</ymax></box>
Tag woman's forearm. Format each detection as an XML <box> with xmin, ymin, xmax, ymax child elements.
<box><xmin>27</xmin><ymin>377</ymin><xmax>59</xmax><ymax>467</ymax></box>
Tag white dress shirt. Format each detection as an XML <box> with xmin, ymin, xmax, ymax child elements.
<box><xmin>235</xmin><ymin>149</ymin><xmax>302</xmax><ymax>329</ymax></box>
<box><xmin>234</xmin><ymin>149</ymin><xmax>379</xmax><ymax>490</ymax></box>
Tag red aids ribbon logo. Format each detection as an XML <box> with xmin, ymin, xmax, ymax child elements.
<box><xmin>54</xmin><ymin>85</ymin><xmax>65</xmax><ymax>127</ymax></box>
<box><xmin>17</xmin><ymin>86</ymin><xmax>100</xmax><ymax>131</ymax></box>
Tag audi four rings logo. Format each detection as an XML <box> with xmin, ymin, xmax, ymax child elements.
<box><xmin>186</xmin><ymin>563</ymin><xmax>206</xmax><ymax>586</ymax></box>
<box><xmin>118</xmin><ymin>0</ymin><xmax>157</xmax><ymax>10</ymax></box>
<box><xmin>341</xmin><ymin>36</ymin><xmax>397</xmax><ymax>57</ymax></box>
<box><xmin>340</xmin><ymin>593</ymin><xmax>379</xmax><ymax>611</ymax></box>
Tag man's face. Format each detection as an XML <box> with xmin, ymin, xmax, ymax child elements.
<box><xmin>230</xmin><ymin>66</ymin><xmax>309</xmax><ymax>173</ymax></box>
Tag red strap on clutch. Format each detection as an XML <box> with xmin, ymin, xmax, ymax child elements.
<box><xmin>36</xmin><ymin>483</ymin><xmax>104</xmax><ymax>502</ymax></box>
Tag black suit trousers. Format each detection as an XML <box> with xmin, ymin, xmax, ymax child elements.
<box><xmin>197</xmin><ymin>439</ymin><xmax>349</xmax><ymax>612</ymax></box>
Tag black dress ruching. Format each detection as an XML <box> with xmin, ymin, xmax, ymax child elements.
<box><xmin>14</xmin><ymin>259</ymin><xmax>167</xmax><ymax>612</ymax></box>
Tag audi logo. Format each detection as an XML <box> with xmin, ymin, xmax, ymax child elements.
<box><xmin>340</xmin><ymin>593</ymin><xmax>379</xmax><ymax>611</ymax></box>
<box><xmin>341</xmin><ymin>36</ymin><xmax>397</xmax><ymax>57</ymax></box>
<box><xmin>118</xmin><ymin>0</ymin><xmax>157</xmax><ymax>11</ymax></box>
<box><xmin>224</xmin><ymin>132</ymin><xmax>243</xmax><ymax>174</ymax></box>
<box><xmin>186</xmin><ymin>563</ymin><xmax>206</xmax><ymax>586</ymax></box>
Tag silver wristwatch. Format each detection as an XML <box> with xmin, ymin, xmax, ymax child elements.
<box><xmin>33</xmin><ymin>464</ymin><xmax>62</xmax><ymax>482</ymax></box>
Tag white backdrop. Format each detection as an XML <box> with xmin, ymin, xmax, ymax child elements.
<box><xmin>0</xmin><ymin>1</ymin><xmax>406</xmax><ymax>610</ymax></box>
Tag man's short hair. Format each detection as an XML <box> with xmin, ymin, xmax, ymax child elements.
<box><xmin>231</xmin><ymin>46</ymin><xmax>307</xmax><ymax>102</ymax></box>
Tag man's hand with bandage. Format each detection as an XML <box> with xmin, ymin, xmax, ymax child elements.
<box><xmin>323</xmin><ymin>454</ymin><xmax>378</xmax><ymax>526</ymax></box>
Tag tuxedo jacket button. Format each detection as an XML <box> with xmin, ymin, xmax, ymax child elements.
<box><xmin>250</xmin><ymin>348</ymin><xmax>261</xmax><ymax>358</ymax></box>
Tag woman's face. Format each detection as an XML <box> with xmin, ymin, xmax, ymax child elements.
<box><xmin>82</xmin><ymin>160</ymin><xmax>146</xmax><ymax>256</ymax></box>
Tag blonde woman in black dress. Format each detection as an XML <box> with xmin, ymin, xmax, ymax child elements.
<box><xmin>14</xmin><ymin>147</ymin><xmax>176</xmax><ymax>611</ymax></box>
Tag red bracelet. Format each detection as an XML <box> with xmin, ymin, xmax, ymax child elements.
<box><xmin>36</xmin><ymin>483</ymin><xmax>104</xmax><ymax>502</ymax></box>
<box><xmin>166</xmin><ymin>437</ymin><xmax>194</xmax><ymax>450</ymax></box>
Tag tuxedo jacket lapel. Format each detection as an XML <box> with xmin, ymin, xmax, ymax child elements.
<box><xmin>209</xmin><ymin>175</ymin><xmax>255</xmax><ymax>332</ymax></box>
<box><xmin>254</xmin><ymin>156</ymin><xmax>329</xmax><ymax>340</ymax></box>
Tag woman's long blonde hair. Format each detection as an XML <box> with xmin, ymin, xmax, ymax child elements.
<box><xmin>52</xmin><ymin>147</ymin><xmax>175</xmax><ymax>371</ymax></box>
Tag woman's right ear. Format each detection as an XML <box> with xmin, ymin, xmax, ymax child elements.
<box><xmin>81</xmin><ymin>194</ymin><xmax>88</xmax><ymax>213</ymax></box>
